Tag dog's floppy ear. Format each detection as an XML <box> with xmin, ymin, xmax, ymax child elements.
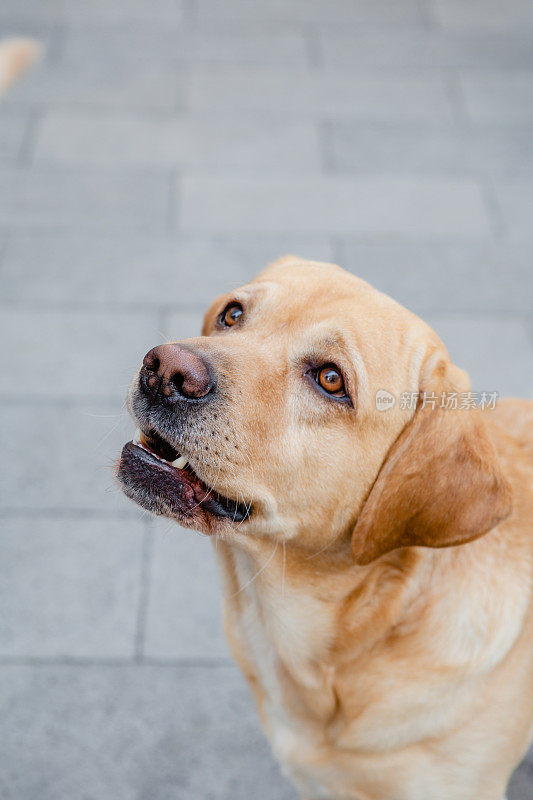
<box><xmin>351</xmin><ymin>399</ymin><xmax>513</xmax><ymax>565</ymax></box>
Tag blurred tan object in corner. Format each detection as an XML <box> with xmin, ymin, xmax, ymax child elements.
<box><xmin>0</xmin><ymin>38</ymin><xmax>42</xmax><ymax>97</ymax></box>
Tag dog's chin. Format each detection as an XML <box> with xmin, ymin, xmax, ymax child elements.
<box><xmin>116</xmin><ymin>434</ymin><xmax>251</xmax><ymax>530</ymax></box>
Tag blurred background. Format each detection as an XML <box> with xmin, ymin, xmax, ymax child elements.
<box><xmin>1</xmin><ymin>0</ymin><xmax>532</xmax><ymax>798</ymax></box>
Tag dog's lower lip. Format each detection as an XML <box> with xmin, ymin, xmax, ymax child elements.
<box><xmin>117</xmin><ymin>437</ymin><xmax>251</xmax><ymax>523</ymax></box>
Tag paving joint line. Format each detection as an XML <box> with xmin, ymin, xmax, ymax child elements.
<box><xmin>416</xmin><ymin>0</ymin><xmax>438</xmax><ymax>29</ymax></box>
<box><xmin>446</xmin><ymin>70</ymin><xmax>469</xmax><ymax>128</ymax></box>
<box><xmin>304</xmin><ymin>23</ymin><xmax>323</xmax><ymax>69</ymax></box>
<box><xmin>134</xmin><ymin>520</ymin><xmax>155</xmax><ymax>663</ymax></box>
<box><xmin>477</xmin><ymin>172</ymin><xmax>508</xmax><ymax>241</ymax></box>
<box><xmin>166</xmin><ymin>168</ymin><xmax>179</xmax><ymax>233</ymax></box>
<box><xmin>0</xmin><ymin>655</ymin><xmax>234</xmax><ymax>668</ymax></box>
<box><xmin>16</xmin><ymin>105</ymin><xmax>43</xmax><ymax>166</ymax></box>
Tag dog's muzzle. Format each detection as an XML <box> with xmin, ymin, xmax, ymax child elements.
<box><xmin>116</xmin><ymin>343</ymin><xmax>251</xmax><ymax>526</ymax></box>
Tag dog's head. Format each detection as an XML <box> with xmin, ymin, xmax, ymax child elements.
<box><xmin>117</xmin><ymin>257</ymin><xmax>511</xmax><ymax>563</ymax></box>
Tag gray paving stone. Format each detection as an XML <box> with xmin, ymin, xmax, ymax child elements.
<box><xmin>491</xmin><ymin>179</ymin><xmax>533</xmax><ymax>240</ymax></box>
<box><xmin>0</xmin><ymin>659</ymin><xmax>528</xmax><ymax>800</ymax></box>
<box><xmin>0</xmin><ymin>167</ymin><xmax>171</xmax><ymax>230</ymax></box>
<box><xmin>0</xmin><ymin>110</ymin><xmax>29</xmax><ymax>162</ymax></box>
<box><xmin>338</xmin><ymin>241</ymin><xmax>533</xmax><ymax>314</ymax></box>
<box><xmin>521</xmin><ymin>745</ymin><xmax>533</xmax><ymax>767</ymax></box>
<box><xmin>0</xmin><ymin>0</ymin><xmax>60</xmax><ymax>24</ymax></box>
<box><xmin>509</xmin><ymin>759</ymin><xmax>533</xmax><ymax>800</ymax></box>
<box><xmin>33</xmin><ymin>112</ymin><xmax>321</xmax><ymax>171</ymax></box>
<box><xmin>180</xmin><ymin>176</ymin><xmax>492</xmax><ymax>236</ymax></box>
<box><xmin>319</xmin><ymin>30</ymin><xmax>533</xmax><ymax>69</ymax></box>
<box><xmin>5</xmin><ymin>60</ymin><xmax>186</xmax><ymax>113</ymax></box>
<box><xmin>430</xmin><ymin>0</ymin><xmax>533</xmax><ymax>31</ymax></box>
<box><xmin>63</xmin><ymin>0</ymin><xmax>185</xmax><ymax>25</ymax></box>
<box><xmin>0</xmin><ymin>308</ymin><xmax>159</xmax><ymax>399</ymax></box>
<box><xmin>327</xmin><ymin>122</ymin><xmax>533</xmax><ymax>177</ymax></box>
<box><xmin>163</xmin><ymin>309</ymin><xmax>206</xmax><ymax>340</ymax></box>
<box><xmin>425</xmin><ymin>315</ymin><xmax>533</xmax><ymax>398</ymax></box>
<box><xmin>189</xmin><ymin>68</ymin><xmax>456</xmax><ymax>121</ymax></box>
<box><xmin>197</xmin><ymin>0</ymin><xmax>421</xmax><ymax>25</ymax></box>
<box><xmin>0</xmin><ymin>664</ymin><xmax>296</xmax><ymax>800</ymax></box>
<box><xmin>0</xmin><ymin>518</ymin><xmax>144</xmax><ymax>659</ymax></box>
<box><xmin>143</xmin><ymin>520</ymin><xmax>230</xmax><ymax>661</ymax></box>
<box><xmin>63</xmin><ymin>23</ymin><xmax>310</xmax><ymax>65</ymax></box>
<box><xmin>0</xmin><ymin>233</ymin><xmax>333</xmax><ymax>306</ymax></box>
<box><xmin>0</xmin><ymin>401</ymin><xmax>136</xmax><ymax>513</ymax></box>
<box><xmin>0</xmin><ymin>0</ymin><xmax>531</xmax><ymax>796</ymax></box>
<box><xmin>460</xmin><ymin>71</ymin><xmax>533</xmax><ymax>123</ymax></box>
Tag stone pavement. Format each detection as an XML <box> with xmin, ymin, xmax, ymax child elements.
<box><xmin>1</xmin><ymin>0</ymin><xmax>533</xmax><ymax>798</ymax></box>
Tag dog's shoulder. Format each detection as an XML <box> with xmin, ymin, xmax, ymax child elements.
<box><xmin>490</xmin><ymin>398</ymin><xmax>533</xmax><ymax>468</ymax></box>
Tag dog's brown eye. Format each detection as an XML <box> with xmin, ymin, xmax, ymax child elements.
<box><xmin>317</xmin><ymin>366</ymin><xmax>345</xmax><ymax>396</ymax></box>
<box><xmin>220</xmin><ymin>302</ymin><xmax>243</xmax><ymax>328</ymax></box>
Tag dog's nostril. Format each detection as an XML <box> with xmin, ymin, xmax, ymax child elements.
<box><xmin>170</xmin><ymin>371</ymin><xmax>184</xmax><ymax>393</ymax></box>
<box><xmin>143</xmin><ymin>349</ymin><xmax>160</xmax><ymax>374</ymax></box>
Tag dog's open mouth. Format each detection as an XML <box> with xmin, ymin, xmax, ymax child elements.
<box><xmin>117</xmin><ymin>429</ymin><xmax>250</xmax><ymax>524</ymax></box>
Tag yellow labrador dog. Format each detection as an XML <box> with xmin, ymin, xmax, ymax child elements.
<box><xmin>117</xmin><ymin>257</ymin><xmax>533</xmax><ymax>800</ymax></box>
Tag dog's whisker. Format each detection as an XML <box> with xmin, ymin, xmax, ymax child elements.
<box><xmin>237</xmin><ymin>494</ymin><xmax>253</xmax><ymax>529</ymax></box>
<box><xmin>83</xmin><ymin>412</ymin><xmax>126</xmax><ymax>418</ymax></box>
<box><xmin>235</xmin><ymin>450</ymin><xmax>255</xmax><ymax>528</ymax></box>
<box><xmin>91</xmin><ymin>417</ymin><xmax>126</xmax><ymax>452</ymax></box>
<box><xmin>281</xmin><ymin>539</ymin><xmax>286</xmax><ymax>598</ymax></box>
<box><xmin>160</xmin><ymin>518</ymin><xmax>177</xmax><ymax>537</ymax></box>
<box><xmin>186</xmin><ymin>448</ymin><xmax>225</xmax><ymax>516</ymax></box>
<box><xmin>306</xmin><ymin>532</ymin><xmax>341</xmax><ymax>560</ymax></box>
<box><xmin>231</xmin><ymin>540</ymin><xmax>279</xmax><ymax>598</ymax></box>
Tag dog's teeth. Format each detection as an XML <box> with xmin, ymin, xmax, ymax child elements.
<box><xmin>132</xmin><ymin>429</ymin><xmax>186</xmax><ymax>468</ymax></box>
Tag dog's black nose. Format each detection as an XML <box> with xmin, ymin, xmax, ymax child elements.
<box><xmin>140</xmin><ymin>344</ymin><xmax>214</xmax><ymax>402</ymax></box>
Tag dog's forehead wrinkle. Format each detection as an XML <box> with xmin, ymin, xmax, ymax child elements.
<box><xmin>257</xmin><ymin>257</ymin><xmax>368</xmax><ymax>289</ymax></box>
<box><xmin>254</xmin><ymin>259</ymin><xmax>389</xmax><ymax>305</ymax></box>
<box><xmin>251</xmin><ymin>270</ymin><xmax>361</xmax><ymax>313</ymax></box>
<box><xmin>237</xmin><ymin>268</ymin><xmax>419</xmax><ymax>357</ymax></box>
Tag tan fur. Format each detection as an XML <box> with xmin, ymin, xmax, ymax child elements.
<box><xmin>0</xmin><ymin>38</ymin><xmax>41</xmax><ymax>97</ymax></box>
<box><xmin>148</xmin><ymin>258</ymin><xmax>533</xmax><ymax>799</ymax></box>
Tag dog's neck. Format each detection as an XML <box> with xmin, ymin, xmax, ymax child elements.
<box><xmin>215</xmin><ymin>527</ymin><xmax>529</xmax><ymax>694</ymax></box>
<box><xmin>215</xmin><ymin>536</ymin><xmax>424</xmax><ymax>688</ymax></box>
